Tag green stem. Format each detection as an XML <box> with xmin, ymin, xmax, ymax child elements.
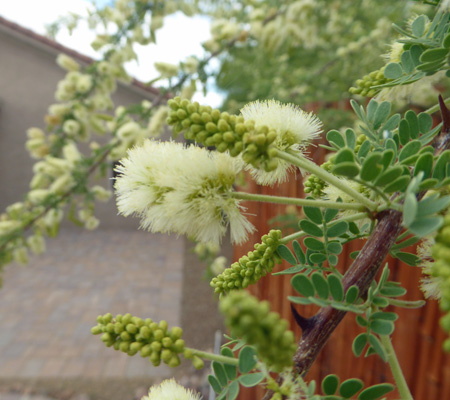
<box><xmin>275</xmin><ymin>150</ymin><xmax>378</xmax><ymax>211</ymax></box>
<box><xmin>379</xmin><ymin>335</ymin><xmax>413</xmax><ymax>400</ymax></box>
<box><xmin>231</xmin><ymin>192</ymin><xmax>365</xmax><ymax>211</ymax></box>
<box><xmin>280</xmin><ymin>212</ymin><xmax>369</xmax><ymax>244</ymax></box>
<box><xmin>185</xmin><ymin>348</ymin><xmax>239</xmax><ymax>366</ymax></box>
<box><xmin>424</xmin><ymin>96</ymin><xmax>450</xmax><ymax>115</ymax></box>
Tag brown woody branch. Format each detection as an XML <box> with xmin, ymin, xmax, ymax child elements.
<box><xmin>262</xmin><ymin>97</ymin><xmax>450</xmax><ymax>400</ymax></box>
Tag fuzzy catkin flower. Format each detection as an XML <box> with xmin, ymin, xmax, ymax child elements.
<box><xmin>147</xmin><ymin>106</ymin><xmax>169</xmax><ymax>138</ymax></box>
<box><xmin>115</xmin><ymin>140</ymin><xmax>254</xmax><ymax>245</ymax></box>
<box><xmin>211</xmin><ymin>230</ymin><xmax>282</xmax><ymax>294</ymax></box>
<box><xmin>418</xmin><ymin>237</ymin><xmax>443</xmax><ymax>300</ymax></box>
<box><xmin>166</xmin><ymin>97</ymin><xmax>321</xmax><ymax>184</ymax></box>
<box><xmin>220</xmin><ymin>291</ymin><xmax>296</xmax><ymax>372</ymax></box>
<box><xmin>240</xmin><ymin>100</ymin><xmax>322</xmax><ymax>185</ymax></box>
<box><xmin>430</xmin><ymin>214</ymin><xmax>450</xmax><ymax>351</ymax></box>
<box><xmin>142</xmin><ymin>379</ymin><xmax>202</xmax><ymax>400</ymax></box>
<box><xmin>322</xmin><ymin>177</ymin><xmax>374</xmax><ymax>226</ymax></box>
<box><xmin>210</xmin><ymin>256</ymin><xmax>227</xmax><ymax>276</ymax></box>
<box><xmin>56</xmin><ymin>54</ymin><xmax>80</xmax><ymax>72</ymax></box>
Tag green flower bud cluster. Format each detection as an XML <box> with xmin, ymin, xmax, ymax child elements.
<box><xmin>431</xmin><ymin>214</ymin><xmax>450</xmax><ymax>351</ymax></box>
<box><xmin>166</xmin><ymin>97</ymin><xmax>279</xmax><ymax>172</ymax></box>
<box><xmin>354</xmin><ymin>133</ymin><xmax>369</xmax><ymax>153</ymax></box>
<box><xmin>304</xmin><ymin>134</ymin><xmax>367</xmax><ymax>198</ymax></box>
<box><xmin>220</xmin><ymin>291</ymin><xmax>296</xmax><ymax>372</ymax></box>
<box><xmin>210</xmin><ymin>230</ymin><xmax>282</xmax><ymax>294</ymax></box>
<box><xmin>304</xmin><ymin>158</ymin><xmax>334</xmax><ymax>198</ymax></box>
<box><xmin>91</xmin><ymin>313</ymin><xmax>203</xmax><ymax>369</ymax></box>
<box><xmin>349</xmin><ymin>66</ymin><xmax>391</xmax><ymax>97</ymax></box>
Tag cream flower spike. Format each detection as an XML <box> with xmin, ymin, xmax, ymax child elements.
<box><xmin>142</xmin><ymin>379</ymin><xmax>202</xmax><ymax>400</ymax></box>
<box><xmin>115</xmin><ymin>140</ymin><xmax>254</xmax><ymax>245</ymax></box>
<box><xmin>241</xmin><ymin>100</ymin><xmax>322</xmax><ymax>185</ymax></box>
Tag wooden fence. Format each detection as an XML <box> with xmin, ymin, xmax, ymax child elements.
<box><xmin>234</xmin><ymin>145</ymin><xmax>450</xmax><ymax>399</ymax></box>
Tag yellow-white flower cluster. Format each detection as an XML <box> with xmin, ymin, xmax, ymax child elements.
<box><xmin>141</xmin><ymin>379</ymin><xmax>202</xmax><ymax>400</ymax></box>
<box><xmin>115</xmin><ymin>140</ymin><xmax>254</xmax><ymax>245</ymax></box>
<box><xmin>418</xmin><ymin>236</ymin><xmax>443</xmax><ymax>300</ymax></box>
<box><xmin>240</xmin><ymin>100</ymin><xmax>322</xmax><ymax>185</ymax></box>
<box><xmin>147</xmin><ymin>106</ymin><xmax>170</xmax><ymax>138</ymax></box>
<box><xmin>154</xmin><ymin>62</ymin><xmax>180</xmax><ymax>79</ymax></box>
<box><xmin>322</xmin><ymin>177</ymin><xmax>374</xmax><ymax>225</ymax></box>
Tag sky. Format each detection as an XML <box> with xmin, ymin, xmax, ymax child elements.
<box><xmin>0</xmin><ymin>0</ymin><xmax>223</xmax><ymax>106</ymax></box>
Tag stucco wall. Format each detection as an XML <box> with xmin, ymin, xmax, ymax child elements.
<box><xmin>0</xmin><ymin>26</ymin><xmax>166</xmax><ymax>230</ymax></box>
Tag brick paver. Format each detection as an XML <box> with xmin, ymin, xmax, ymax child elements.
<box><xmin>0</xmin><ymin>229</ymin><xmax>184</xmax><ymax>379</ymax></box>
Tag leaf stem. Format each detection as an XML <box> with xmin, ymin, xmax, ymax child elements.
<box><xmin>184</xmin><ymin>347</ymin><xmax>239</xmax><ymax>366</ymax></box>
<box><xmin>379</xmin><ymin>335</ymin><xmax>413</xmax><ymax>400</ymax></box>
<box><xmin>275</xmin><ymin>150</ymin><xmax>378</xmax><ymax>211</ymax></box>
<box><xmin>280</xmin><ymin>212</ymin><xmax>369</xmax><ymax>244</ymax></box>
<box><xmin>231</xmin><ymin>192</ymin><xmax>365</xmax><ymax>211</ymax></box>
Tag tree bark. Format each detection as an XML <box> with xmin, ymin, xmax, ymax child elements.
<box><xmin>262</xmin><ymin>209</ymin><xmax>403</xmax><ymax>400</ymax></box>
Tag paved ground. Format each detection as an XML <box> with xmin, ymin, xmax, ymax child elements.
<box><xmin>0</xmin><ymin>229</ymin><xmax>184</xmax><ymax>380</ymax></box>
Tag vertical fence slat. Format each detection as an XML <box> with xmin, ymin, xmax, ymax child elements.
<box><xmin>233</xmin><ymin>165</ymin><xmax>449</xmax><ymax>399</ymax></box>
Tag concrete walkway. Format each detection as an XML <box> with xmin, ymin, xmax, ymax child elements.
<box><xmin>0</xmin><ymin>229</ymin><xmax>184</xmax><ymax>380</ymax></box>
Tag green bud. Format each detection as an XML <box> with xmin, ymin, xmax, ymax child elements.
<box><xmin>141</xmin><ymin>344</ymin><xmax>152</xmax><ymax>357</ymax></box>
<box><xmin>150</xmin><ymin>352</ymin><xmax>161</xmax><ymax>364</ymax></box>
<box><xmin>162</xmin><ymin>337</ymin><xmax>173</xmax><ymax>348</ymax></box>
<box><xmin>218</xmin><ymin>119</ymin><xmax>230</xmax><ymax>132</ymax></box>
<box><xmin>126</xmin><ymin>324</ymin><xmax>137</xmax><ymax>334</ymax></box>
<box><xmin>101</xmin><ymin>333</ymin><xmax>112</xmax><ymax>342</ymax></box>
<box><xmin>206</xmin><ymin>122</ymin><xmax>217</xmax><ymax>133</ymax></box>
<box><xmin>119</xmin><ymin>342</ymin><xmax>130</xmax><ymax>352</ymax></box>
<box><xmin>151</xmin><ymin>341</ymin><xmax>162</xmax><ymax>352</ymax></box>
<box><xmin>149</xmin><ymin>322</ymin><xmax>159</xmax><ymax>330</ymax></box>
<box><xmin>220</xmin><ymin>290</ymin><xmax>296</xmax><ymax>372</ymax></box>
<box><xmin>168</xmin><ymin>355</ymin><xmax>181</xmax><ymax>368</ymax></box>
<box><xmin>181</xmin><ymin>119</ymin><xmax>191</xmax><ymax>128</ymax></box>
<box><xmin>103</xmin><ymin>313</ymin><xmax>113</xmax><ymax>323</ymax></box>
<box><xmin>173</xmin><ymin>339</ymin><xmax>185</xmax><ymax>352</ymax></box>
<box><xmin>265</xmin><ymin>159</ymin><xmax>278</xmax><ymax>172</ymax></box>
<box><xmin>132</xmin><ymin>341</ymin><xmax>144</xmax><ymax>351</ymax></box>
<box><xmin>122</xmin><ymin>313</ymin><xmax>132</xmax><ymax>325</ymax></box>
<box><xmin>192</xmin><ymin>355</ymin><xmax>204</xmax><ymax>370</ymax></box>
<box><xmin>223</xmin><ymin>131</ymin><xmax>235</xmax><ymax>143</ymax></box>
<box><xmin>91</xmin><ymin>326</ymin><xmax>102</xmax><ymax>335</ymax></box>
<box><xmin>183</xmin><ymin>348</ymin><xmax>194</xmax><ymax>359</ymax></box>
<box><xmin>161</xmin><ymin>349</ymin><xmax>172</xmax><ymax>362</ymax></box>
<box><xmin>114</xmin><ymin>323</ymin><xmax>124</xmax><ymax>334</ymax></box>
<box><xmin>216</xmin><ymin>142</ymin><xmax>228</xmax><ymax>153</ymax></box>
<box><xmin>170</xmin><ymin>327</ymin><xmax>183</xmax><ymax>340</ymax></box>
<box><xmin>140</xmin><ymin>326</ymin><xmax>151</xmax><ymax>339</ymax></box>
<box><xmin>211</xmin><ymin>109</ymin><xmax>221</xmax><ymax>121</ymax></box>
<box><xmin>204</xmin><ymin>136</ymin><xmax>215</xmax><ymax>147</ymax></box>
<box><xmin>201</xmin><ymin>112</ymin><xmax>212</xmax><ymax>124</ymax></box>
<box><xmin>154</xmin><ymin>329</ymin><xmax>164</xmax><ymax>340</ymax></box>
<box><xmin>190</xmin><ymin>113</ymin><xmax>201</xmax><ymax>124</ymax></box>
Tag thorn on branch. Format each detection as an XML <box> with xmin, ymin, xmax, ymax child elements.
<box><xmin>290</xmin><ymin>304</ymin><xmax>313</xmax><ymax>331</ymax></box>
<box><xmin>436</xmin><ymin>95</ymin><xmax>450</xmax><ymax>153</ymax></box>
<box><xmin>439</xmin><ymin>95</ymin><xmax>450</xmax><ymax>135</ymax></box>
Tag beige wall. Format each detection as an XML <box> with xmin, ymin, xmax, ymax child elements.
<box><xmin>0</xmin><ymin>26</ymin><xmax>165</xmax><ymax>230</ymax></box>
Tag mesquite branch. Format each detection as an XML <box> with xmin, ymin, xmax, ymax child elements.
<box><xmin>262</xmin><ymin>98</ymin><xmax>450</xmax><ymax>400</ymax></box>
